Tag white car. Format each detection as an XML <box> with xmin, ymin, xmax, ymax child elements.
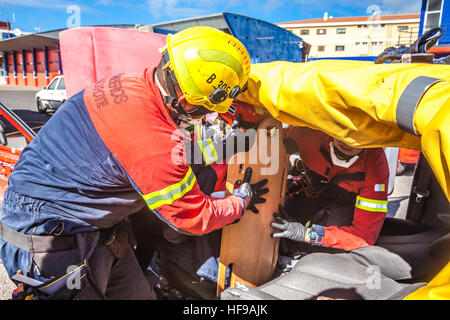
<box><xmin>35</xmin><ymin>76</ymin><xmax>67</xmax><ymax>113</ymax></box>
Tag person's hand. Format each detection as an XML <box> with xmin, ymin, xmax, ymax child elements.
<box><xmin>235</xmin><ymin>167</ymin><xmax>269</xmax><ymax>214</ymax></box>
<box><xmin>270</xmin><ymin>205</ymin><xmax>307</xmax><ymax>242</ymax></box>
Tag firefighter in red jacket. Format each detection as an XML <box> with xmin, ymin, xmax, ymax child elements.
<box><xmin>271</xmin><ymin>126</ymin><xmax>389</xmax><ymax>251</ymax></box>
<box><xmin>0</xmin><ymin>26</ymin><xmax>267</xmax><ymax>300</ymax></box>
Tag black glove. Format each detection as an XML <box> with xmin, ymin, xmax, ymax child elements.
<box><xmin>375</xmin><ymin>27</ymin><xmax>443</xmax><ymax>64</ymax></box>
<box><xmin>235</xmin><ymin>167</ymin><xmax>269</xmax><ymax>214</ymax></box>
<box><xmin>271</xmin><ymin>205</ymin><xmax>307</xmax><ymax>242</ymax></box>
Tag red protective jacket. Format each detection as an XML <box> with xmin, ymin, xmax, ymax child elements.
<box><xmin>83</xmin><ymin>69</ymin><xmax>244</xmax><ymax>235</ymax></box>
<box><xmin>284</xmin><ymin>127</ymin><xmax>389</xmax><ymax>251</ymax></box>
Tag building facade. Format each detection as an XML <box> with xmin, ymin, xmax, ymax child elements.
<box><xmin>278</xmin><ymin>13</ymin><xmax>420</xmax><ymax>60</ymax></box>
<box><xmin>0</xmin><ymin>25</ymin><xmax>135</xmax><ymax>87</ymax></box>
<box><xmin>0</xmin><ymin>13</ymin><xmax>306</xmax><ymax>87</ymax></box>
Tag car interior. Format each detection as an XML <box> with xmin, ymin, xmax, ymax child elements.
<box><xmin>220</xmin><ymin>155</ymin><xmax>450</xmax><ymax>300</ymax></box>
<box><xmin>148</xmin><ymin>154</ymin><xmax>449</xmax><ymax>300</ymax></box>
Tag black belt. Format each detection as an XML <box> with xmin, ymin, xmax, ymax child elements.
<box><xmin>0</xmin><ymin>222</ymin><xmax>77</xmax><ymax>253</ymax></box>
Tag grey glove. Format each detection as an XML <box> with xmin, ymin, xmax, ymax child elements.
<box><xmin>235</xmin><ymin>167</ymin><xmax>269</xmax><ymax>214</ymax></box>
<box><xmin>271</xmin><ymin>205</ymin><xmax>307</xmax><ymax>242</ymax></box>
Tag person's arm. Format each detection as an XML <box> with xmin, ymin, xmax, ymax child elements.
<box><xmin>239</xmin><ymin>60</ymin><xmax>450</xmax><ymax>201</ymax></box>
<box><xmin>82</xmin><ymin>73</ymin><xmax>265</xmax><ymax>236</ymax></box>
<box><xmin>272</xmin><ymin>150</ymin><xmax>389</xmax><ymax>251</ymax></box>
<box><xmin>313</xmin><ymin>152</ymin><xmax>390</xmax><ymax>251</ymax></box>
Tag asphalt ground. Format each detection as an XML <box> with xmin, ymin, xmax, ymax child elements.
<box><xmin>0</xmin><ymin>87</ymin><xmax>415</xmax><ymax>300</ymax></box>
<box><xmin>0</xmin><ymin>86</ymin><xmax>52</xmax><ymax>149</ymax></box>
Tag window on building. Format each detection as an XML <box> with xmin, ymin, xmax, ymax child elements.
<box><xmin>317</xmin><ymin>29</ymin><xmax>327</xmax><ymax>35</ymax></box>
<box><xmin>300</xmin><ymin>29</ymin><xmax>309</xmax><ymax>35</ymax></box>
<box><xmin>335</xmin><ymin>45</ymin><xmax>345</xmax><ymax>51</ymax></box>
<box><xmin>428</xmin><ymin>0</ymin><xmax>443</xmax><ymax>11</ymax></box>
<box><xmin>370</xmin><ymin>42</ymin><xmax>379</xmax><ymax>55</ymax></box>
<box><xmin>318</xmin><ymin>45</ymin><xmax>325</xmax><ymax>52</ymax></box>
<box><xmin>358</xmin><ymin>25</ymin><xmax>368</xmax><ymax>32</ymax></box>
<box><xmin>356</xmin><ymin>42</ymin><xmax>368</xmax><ymax>54</ymax></box>
<box><xmin>398</xmin><ymin>26</ymin><xmax>409</xmax><ymax>32</ymax></box>
<box><xmin>336</xmin><ymin>28</ymin><xmax>346</xmax><ymax>34</ymax></box>
<box><xmin>424</xmin><ymin>0</ymin><xmax>443</xmax><ymax>31</ymax></box>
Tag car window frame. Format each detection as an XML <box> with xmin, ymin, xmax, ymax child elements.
<box><xmin>56</xmin><ymin>77</ymin><xmax>65</xmax><ymax>90</ymax></box>
<box><xmin>47</xmin><ymin>78</ymin><xmax>60</xmax><ymax>90</ymax></box>
<box><xmin>0</xmin><ymin>102</ymin><xmax>36</xmax><ymax>143</ymax></box>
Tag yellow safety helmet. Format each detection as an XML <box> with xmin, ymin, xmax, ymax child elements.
<box><xmin>161</xmin><ymin>26</ymin><xmax>251</xmax><ymax>114</ymax></box>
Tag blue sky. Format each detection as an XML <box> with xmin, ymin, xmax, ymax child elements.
<box><xmin>0</xmin><ymin>0</ymin><xmax>422</xmax><ymax>33</ymax></box>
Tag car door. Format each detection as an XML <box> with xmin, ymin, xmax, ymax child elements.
<box><xmin>55</xmin><ymin>77</ymin><xmax>66</xmax><ymax>108</ymax></box>
<box><xmin>44</xmin><ymin>77</ymin><xmax>60</xmax><ymax>109</ymax></box>
<box><xmin>0</xmin><ymin>101</ymin><xmax>36</xmax><ymax>202</ymax></box>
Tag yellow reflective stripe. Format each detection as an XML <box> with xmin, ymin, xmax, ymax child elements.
<box><xmin>205</xmin><ymin>138</ymin><xmax>218</xmax><ymax>164</ymax></box>
<box><xmin>195</xmin><ymin>124</ymin><xmax>202</xmax><ymax>142</ymax></box>
<box><xmin>355</xmin><ymin>196</ymin><xmax>388</xmax><ymax>213</ymax></box>
<box><xmin>195</xmin><ymin>125</ymin><xmax>217</xmax><ymax>165</ymax></box>
<box><xmin>142</xmin><ymin>167</ymin><xmax>196</xmax><ymax>210</ymax></box>
<box><xmin>195</xmin><ymin>125</ymin><xmax>210</xmax><ymax>164</ymax></box>
<box><xmin>198</xmin><ymin>139</ymin><xmax>212</xmax><ymax>165</ymax></box>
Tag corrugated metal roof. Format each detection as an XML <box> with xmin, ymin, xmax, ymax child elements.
<box><xmin>0</xmin><ymin>34</ymin><xmax>59</xmax><ymax>51</ymax></box>
<box><xmin>152</xmin><ymin>13</ymin><xmax>230</xmax><ymax>32</ymax></box>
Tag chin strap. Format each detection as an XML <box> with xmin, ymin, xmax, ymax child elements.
<box><xmin>154</xmin><ymin>70</ymin><xmax>190</xmax><ymax>125</ymax></box>
<box><xmin>329</xmin><ymin>141</ymin><xmax>361</xmax><ymax>168</ymax></box>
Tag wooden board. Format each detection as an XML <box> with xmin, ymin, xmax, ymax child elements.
<box><xmin>217</xmin><ymin>116</ymin><xmax>289</xmax><ymax>296</ymax></box>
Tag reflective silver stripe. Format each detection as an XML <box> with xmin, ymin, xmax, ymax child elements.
<box><xmin>396</xmin><ymin>76</ymin><xmax>443</xmax><ymax>136</ymax></box>
<box><xmin>0</xmin><ymin>222</ymin><xmax>33</xmax><ymax>252</ymax></box>
<box><xmin>355</xmin><ymin>196</ymin><xmax>388</xmax><ymax>213</ymax></box>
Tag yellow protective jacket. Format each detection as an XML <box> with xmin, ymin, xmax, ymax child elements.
<box><xmin>404</xmin><ymin>262</ymin><xmax>450</xmax><ymax>300</ymax></box>
<box><xmin>239</xmin><ymin>60</ymin><xmax>450</xmax><ymax>201</ymax></box>
<box><xmin>239</xmin><ymin>60</ymin><xmax>450</xmax><ymax>300</ymax></box>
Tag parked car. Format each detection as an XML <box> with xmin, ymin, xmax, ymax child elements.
<box><xmin>35</xmin><ymin>76</ymin><xmax>67</xmax><ymax>113</ymax></box>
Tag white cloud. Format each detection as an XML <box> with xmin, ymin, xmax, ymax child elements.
<box><xmin>379</xmin><ymin>0</ymin><xmax>421</xmax><ymax>14</ymax></box>
<box><xmin>148</xmin><ymin>0</ymin><xmax>214</xmax><ymax>19</ymax></box>
<box><xmin>5</xmin><ymin>0</ymin><xmax>97</xmax><ymax>13</ymax></box>
<box><xmin>4</xmin><ymin>0</ymin><xmax>70</xmax><ymax>10</ymax></box>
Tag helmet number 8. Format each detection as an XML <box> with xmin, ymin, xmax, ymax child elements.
<box><xmin>207</xmin><ymin>74</ymin><xmax>231</xmax><ymax>92</ymax></box>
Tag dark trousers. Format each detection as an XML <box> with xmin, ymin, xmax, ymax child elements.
<box><xmin>79</xmin><ymin>233</ymin><xmax>156</xmax><ymax>300</ymax></box>
<box><xmin>31</xmin><ymin>223</ymin><xmax>157</xmax><ymax>300</ymax></box>
<box><xmin>0</xmin><ymin>189</ymin><xmax>156</xmax><ymax>300</ymax></box>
